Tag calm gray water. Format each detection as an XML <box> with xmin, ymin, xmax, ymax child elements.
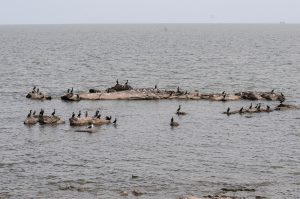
<box><xmin>0</xmin><ymin>24</ymin><xmax>300</xmax><ymax>199</ymax></box>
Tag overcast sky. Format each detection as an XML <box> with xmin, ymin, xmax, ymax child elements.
<box><xmin>0</xmin><ymin>0</ymin><xmax>299</xmax><ymax>24</ymax></box>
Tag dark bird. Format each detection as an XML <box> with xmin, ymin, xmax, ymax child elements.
<box><xmin>249</xmin><ymin>103</ymin><xmax>252</xmax><ymax>109</ymax></box>
<box><xmin>37</xmin><ymin>88</ymin><xmax>39</xmax><ymax>93</ymax></box>
<box><xmin>70</xmin><ymin>87</ymin><xmax>73</xmax><ymax>93</ymax></box>
<box><xmin>32</xmin><ymin>110</ymin><xmax>36</xmax><ymax>116</ymax></box>
<box><xmin>176</xmin><ymin>105</ymin><xmax>187</xmax><ymax>115</ymax></box>
<box><xmin>267</xmin><ymin>105</ymin><xmax>270</xmax><ymax>110</ymax></box>
<box><xmin>51</xmin><ymin>109</ymin><xmax>55</xmax><ymax>116</ymax></box>
<box><xmin>222</xmin><ymin>91</ymin><xmax>225</xmax><ymax>95</ymax></box>
<box><xmin>67</xmin><ymin>89</ymin><xmax>70</xmax><ymax>93</ymax></box>
<box><xmin>85</xmin><ymin>111</ymin><xmax>88</xmax><ymax>117</ymax></box>
<box><xmin>257</xmin><ymin>104</ymin><xmax>261</xmax><ymax>111</ymax></box>
<box><xmin>106</xmin><ymin>116</ymin><xmax>112</xmax><ymax>120</ymax></box>
<box><xmin>154</xmin><ymin>85</ymin><xmax>157</xmax><ymax>89</ymax></box>
<box><xmin>116</xmin><ymin>79</ymin><xmax>119</xmax><ymax>85</ymax></box>
<box><xmin>39</xmin><ymin>109</ymin><xmax>44</xmax><ymax>116</ymax></box>
<box><xmin>239</xmin><ymin>107</ymin><xmax>243</xmax><ymax>113</ymax></box>
<box><xmin>97</xmin><ymin>114</ymin><xmax>101</xmax><ymax>119</ymax></box>
<box><xmin>170</xmin><ymin>117</ymin><xmax>179</xmax><ymax>127</ymax></box>
<box><xmin>77</xmin><ymin>111</ymin><xmax>81</xmax><ymax>118</ymax></box>
<box><xmin>177</xmin><ymin>105</ymin><xmax>181</xmax><ymax>112</ymax></box>
<box><xmin>222</xmin><ymin>93</ymin><xmax>226</xmax><ymax>99</ymax></box>
<box><xmin>113</xmin><ymin>118</ymin><xmax>117</xmax><ymax>124</ymax></box>
<box><xmin>125</xmin><ymin>80</ymin><xmax>128</xmax><ymax>85</ymax></box>
<box><xmin>177</xmin><ymin>86</ymin><xmax>180</xmax><ymax>93</ymax></box>
<box><xmin>226</xmin><ymin>107</ymin><xmax>230</xmax><ymax>114</ymax></box>
<box><xmin>33</xmin><ymin>86</ymin><xmax>36</xmax><ymax>92</ymax></box>
<box><xmin>72</xmin><ymin>112</ymin><xmax>75</xmax><ymax>118</ymax></box>
<box><xmin>94</xmin><ymin>110</ymin><xmax>99</xmax><ymax>117</ymax></box>
<box><xmin>27</xmin><ymin>110</ymin><xmax>32</xmax><ymax>118</ymax></box>
<box><xmin>271</xmin><ymin>89</ymin><xmax>274</xmax><ymax>94</ymax></box>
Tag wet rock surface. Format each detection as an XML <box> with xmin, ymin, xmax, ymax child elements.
<box><xmin>24</xmin><ymin>115</ymin><xmax>65</xmax><ymax>125</ymax></box>
<box><xmin>77</xmin><ymin>88</ymin><xmax>287</xmax><ymax>101</ymax></box>
<box><xmin>26</xmin><ymin>91</ymin><xmax>51</xmax><ymax>100</ymax></box>
<box><xmin>69</xmin><ymin>116</ymin><xmax>111</xmax><ymax>126</ymax></box>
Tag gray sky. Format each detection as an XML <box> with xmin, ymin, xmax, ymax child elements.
<box><xmin>0</xmin><ymin>0</ymin><xmax>299</xmax><ymax>24</ymax></box>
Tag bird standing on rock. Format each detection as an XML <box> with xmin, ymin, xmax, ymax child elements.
<box><xmin>27</xmin><ymin>110</ymin><xmax>32</xmax><ymax>118</ymax></box>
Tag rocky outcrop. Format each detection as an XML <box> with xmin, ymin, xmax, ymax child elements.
<box><xmin>73</xmin><ymin>89</ymin><xmax>286</xmax><ymax>101</ymax></box>
<box><xmin>24</xmin><ymin>115</ymin><xmax>65</xmax><ymax>125</ymax></box>
<box><xmin>39</xmin><ymin>115</ymin><xmax>65</xmax><ymax>125</ymax></box>
<box><xmin>26</xmin><ymin>91</ymin><xmax>51</xmax><ymax>100</ymax></box>
<box><xmin>69</xmin><ymin>116</ymin><xmax>111</xmax><ymax>126</ymax></box>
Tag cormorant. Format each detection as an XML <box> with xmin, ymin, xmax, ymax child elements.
<box><xmin>85</xmin><ymin>111</ymin><xmax>88</xmax><ymax>117</ymax></box>
<box><xmin>27</xmin><ymin>110</ymin><xmax>32</xmax><ymax>118</ymax></box>
<box><xmin>72</xmin><ymin>112</ymin><xmax>75</xmax><ymax>118</ymax></box>
<box><xmin>39</xmin><ymin>109</ymin><xmax>44</xmax><ymax>116</ymax></box>
<box><xmin>116</xmin><ymin>79</ymin><xmax>119</xmax><ymax>85</ymax></box>
<box><xmin>170</xmin><ymin>117</ymin><xmax>179</xmax><ymax>127</ymax></box>
<box><xmin>97</xmin><ymin>114</ymin><xmax>101</xmax><ymax>119</ymax></box>
<box><xmin>94</xmin><ymin>110</ymin><xmax>99</xmax><ymax>117</ymax></box>
<box><xmin>125</xmin><ymin>80</ymin><xmax>128</xmax><ymax>85</ymax></box>
<box><xmin>113</xmin><ymin>118</ymin><xmax>117</xmax><ymax>124</ymax></box>
<box><xmin>67</xmin><ymin>89</ymin><xmax>70</xmax><ymax>93</ymax></box>
<box><xmin>226</xmin><ymin>107</ymin><xmax>230</xmax><ymax>114</ymax></box>
<box><xmin>70</xmin><ymin>87</ymin><xmax>73</xmax><ymax>93</ymax></box>
<box><xmin>154</xmin><ymin>85</ymin><xmax>157</xmax><ymax>89</ymax></box>
<box><xmin>177</xmin><ymin>105</ymin><xmax>181</xmax><ymax>112</ymax></box>
<box><xmin>249</xmin><ymin>103</ymin><xmax>252</xmax><ymax>109</ymax></box>
<box><xmin>51</xmin><ymin>109</ymin><xmax>55</xmax><ymax>116</ymax></box>
<box><xmin>77</xmin><ymin>111</ymin><xmax>81</xmax><ymax>118</ymax></box>
<box><xmin>32</xmin><ymin>110</ymin><xmax>36</xmax><ymax>116</ymax></box>
<box><xmin>106</xmin><ymin>116</ymin><xmax>111</xmax><ymax>120</ymax></box>
<box><xmin>257</xmin><ymin>104</ymin><xmax>261</xmax><ymax>111</ymax></box>
<box><xmin>239</xmin><ymin>107</ymin><xmax>243</xmax><ymax>113</ymax></box>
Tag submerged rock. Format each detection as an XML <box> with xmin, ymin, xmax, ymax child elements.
<box><xmin>119</xmin><ymin>191</ymin><xmax>129</xmax><ymax>196</ymax></box>
<box><xmin>132</xmin><ymin>189</ymin><xmax>143</xmax><ymax>196</ymax></box>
